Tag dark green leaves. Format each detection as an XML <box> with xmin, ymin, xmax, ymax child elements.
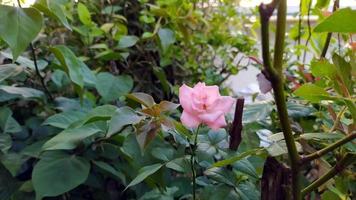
<box><xmin>42</xmin><ymin>110</ymin><xmax>87</xmax><ymax>129</ymax></box>
<box><xmin>42</xmin><ymin>123</ymin><xmax>102</xmax><ymax>150</ymax></box>
<box><xmin>243</xmin><ymin>103</ymin><xmax>272</xmax><ymax>124</ymax></box>
<box><xmin>158</xmin><ymin>28</ymin><xmax>175</xmax><ymax>53</ymax></box>
<box><xmin>95</xmin><ymin>72</ymin><xmax>133</xmax><ymax>102</ymax></box>
<box><xmin>0</xmin><ymin>86</ymin><xmax>44</xmax><ymax>100</ymax></box>
<box><xmin>0</xmin><ymin>5</ymin><xmax>43</xmax><ymax>60</ymax></box>
<box><xmin>211</xmin><ymin>148</ymin><xmax>263</xmax><ymax>168</ymax></box>
<box><xmin>0</xmin><ymin>107</ymin><xmax>21</xmax><ymax>133</ymax></box>
<box><xmin>118</xmin><ymin>35</ymin><xmax>139</xmax><ymax>49</ymax></box>
<box><xmin>314</xmin><ymin>8</ymin><xmax>356</xmax><ymax>33</ymax></box>
<box><xmin>0</xmin><ymin>64</ymin><xmax>23</xmax><ymax>82</ymax></box>
<box><xmin>125</xmin><ymin>163</ymin><xmax>163</xmax><ymax>190</ymax></box>
<box><xmin>32</xmin><ymin>153</ymin><xmax>90</xmax><ymax>198</ymax></box>
<box><xmin>50</xmin><ymin>45</ymin><xmax>96</xmax><ymax>88</ymax></box>
<box><xmin>107</xmin><ymin>107</ymin><xmax>143</xmax><ymax>137</ymax></box>
<box><xmin>33</xmin><ymin>0</ymin><xmax>71</xmax><ymax>30</ymax></box>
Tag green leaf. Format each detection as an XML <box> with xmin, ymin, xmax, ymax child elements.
<box><xmin>212</xmin><ymin>148</ymin><xmax>263</xmax><ymax>168</ymax></box>
<box><xmin>166</xmin><ymin>157</ymin><xmax>190</xmax><ymax>173</ymax></box>
<box><xmin>96</xmin><ymin>72</ymin><xmax>133</xmax><ymax>102</ymax></box>
<box><xmin>127</xmin><ymin>92</ymin><xmax>155</xmax><ymax>108</ymax></box>
<box><xmin>33</xmin><ymin>0</ymin><xmax>71</xmax><ymax>30</ymax></box>
<box><xmin>294</xmin><ymin>84</ymin><xmax>330</xmax><ymax>102</ymax></box>
<box><xmin>42</xmin><ymin>110</ymin><xmax>87</xmax><ymax>129</ymax></box>
<box><xmin>50</xmin><ymin>45</ymin><xmax>85</xmax><ymax>88</ymax></box>
<box><xmin>300</xmin><ymin>133</ymin><xmax>344</xmax><ymax>140</ymax></box>
<box><xmin>332</xmin><ymin>53</ymin><xmax>352</xmax><ymax>93</ymax></box>
<box><xmin>201</xmin><ymin>185</ymin><xmax>240</xmax><ymax>200</ymax></box>
<box><xmin>107</xmin><ymin>107</ymin><xmax>143</xmax><ymax>137</ymax></box>
<box><xmin>205</xmin><ymin>167</ymin><xmax>237</xmax><ymax>187</ymax></box>
<box><xmin>266</xmin><ymin>140</ymin><xmax>302</xmax><ymax>157</ymax></box>
<box><xmin>0</xmin><ymin>5</ymin><xmax>43</xmax><ymax>60</ymax></box>
<box><xmin>32</xmin><ymin>153</ymin><xmax>90</xmax><ymax>198</ymax></box>
<box><xmin>0</xmin><ymin>51</ymin><xmax>47</xmax><ymax>71</ymax></box>
<box><xmin>93</xmin><ymin>161</ymin><xmax>125</xmax><ymax>182</ymax></box>
<box><xmin>77</xmin><ymin>3</ymin><xmax>92</xmax><ymax>26</ymax></box>
<box><xmin>234</xmin><ymin>159</ymin><xmax>258</xmax><ymax>178</ymax></box>
<box><xmin>158</xmin><ymin>28</ymin><xmax>175</xmax><ymax>53</ymax></box>
<box><xmin>310</xmin><ymin>59</ymin><xmax>337</xmax><ymax>78</ymax></box>
<box><xmin>0</xmin><ymin>64</ymin><xmax>23</xmax><ymax>82</ymax></box>
<box><xmin>42</xmin><ymin>123</ymin><xmax>102</xmax><ymax>150</ymax></box>
<box><xmin>243</xmin><ymin>103</ymin><xmax>272</xmax><ymax>124</ymax></box>
<box><xmin>153</xmin><ymin>67</ymin><xmax>171</xmax><ymax>95</ymax></box>
<box><xmin>0</xmin><ymin>107</ymin><xmax>21</xmax><ymax>133</ymax></box>
<box><xmin>315</xmin><ymin>0</ymin><xmax>330</xmax><ymax>8</ymax></box>
<box><xmin>125</xmin><ymin>163</ymin><xmax>163</xmax><ymax>190</ymax></box>
<box><xmin>81</xmin><ymin>105</ymin><xmax>117</xmax><ymax>125</ymax></box>
<box><xmin>287</xmin><ymin>102</ymin><xmax>317</xmax><ymax>118</ymax></box>
<box><xmin>314</xmin><ymin>8</ymin><xmax>356</xmax><ymax>33</ymax></box>
<box><xmin>117</xmin><ymin>35</ymin><xmax>139</xmax><ymax>48</ymax></box>
<box><xmin>0</xmin><ymin>85</ymin><xmax>44</xmax><ymax>99</ymax></box>
<box><xmin>344</xmin><ymin>99</ymin><xmax>356</xmax><ymax>123</ymax></box>
<box><xmin>0</xmin><ymin>162</ymin><xmax>20</xmax><ymax>200</ymax></box>
<box><xmin>0</xmin><ymin>153</ymin><xmax>26</xmax><ymax>176</ymax></box>
<box><xmin>0</xmin><ymin>134</ymin><xmax>12</xmax><ymax>153</ymax></box>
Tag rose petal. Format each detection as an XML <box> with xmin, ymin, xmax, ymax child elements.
<box><xmin>180</xmin><ymin>111</ymin><xmax>201</xmax><ymax>128</ymax></box>
<box><xmin>205</xmin><ymin>85</ymin><xmax>220</xmax><ymax>105</ymax></box>
<box><xmin>193</xmin><ymin>82</ymin><xmax>206</xmax><ymax>90</ymax></box>
<box><xmin>206</xmin><ymin>115</ymin><xmax>226</xmax><ymax>130</ymax></box>
<box><xmin>199</xmin><ymin>111</ymin><xmax>223</xmax><ymax>123</ymax></box>
<box><xmin>211</xmin><ymin>96</ymin><xmax>235</xmax><ymax>114</ymax></box>
<box><xmin>179</xmin><ymin>84</ymin><xmax>193</xmax><ymax>111</ymax></box>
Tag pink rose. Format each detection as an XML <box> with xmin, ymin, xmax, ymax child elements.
<box><xmin>179</xmin><ymin>82</ymin><xmax>235</xmax><ymax>130</ymax></box>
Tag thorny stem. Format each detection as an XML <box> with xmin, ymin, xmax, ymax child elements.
<box><xmin>189</xmin><ymin>126</ymin><xmax>200</xmax><ymax>200</ymax></box>
<box><xmin>17</xmin><ymin>0</ymin><xmax>53</xmax><ymax>101</ymax></box>
<box><xmin>302</xmin><ymin>153</ymin><xmax>356</xmax><ymax>196</ymax></box>
<box><xmin>301</xmin><ymin>133</ymin><xmax>356</xmax><ymax>163</ymax></box>
<box><xmin>260</xmin><ymin>0</ymin><xmax>301</xmax><ymax>199</ymax></box>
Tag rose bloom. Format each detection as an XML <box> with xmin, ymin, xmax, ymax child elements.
<box><xmin>179</xmin><ymin>82</ymin><xmax>235</xmax><ymax>130</ymax></box>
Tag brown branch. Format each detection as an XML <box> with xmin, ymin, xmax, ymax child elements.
<box><xmin>301</xmin><ymin>133</ymin><xmax>356</xmax><ymax>163</ymax></box>
<box><xmin>229</xmin><ymin>97</ymin><xmax>245</xmax><ymax>150</ymax></box>
<box><xmin>302</xmin><ymin>153</ymin><xmax>356</xmax><ymax>195</ymax></box>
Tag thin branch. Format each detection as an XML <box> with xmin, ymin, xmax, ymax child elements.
<box><xmin>329</xmin><ymin>106</ymin><xmax>346</xmax><ymax>133</ymax></box>
<box><xmin>301</xmin><ymin>133</ymin><xmax>356</xmax><ymax>163</ymax></box>
<box><xmin>302</xmin><ymin>153</ymin><xmax>356</xmax><ymax>196</ymax></box>
<box><xmin>17</xmin><ymin>0</ymin><xmax>53</xmax><ymax>101</ymax></box>
<box><xmin>320</xmin><ymin>0</ymin><xmax>339</xmax><ymax>59</ymax></box>
<box><xmin>297</xmin><ymin>0</ymin><xmax>303</xmax><ymax>61</ymax></box>
<box><xmin>302</xmin><ymin>0</ymin><xmax>312</xmax><ymax>64</ymax></box>
<box><xmin>29</xmin><ymin>44</ymin><xmax>54</xmax><ymax>101</ymax></box>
